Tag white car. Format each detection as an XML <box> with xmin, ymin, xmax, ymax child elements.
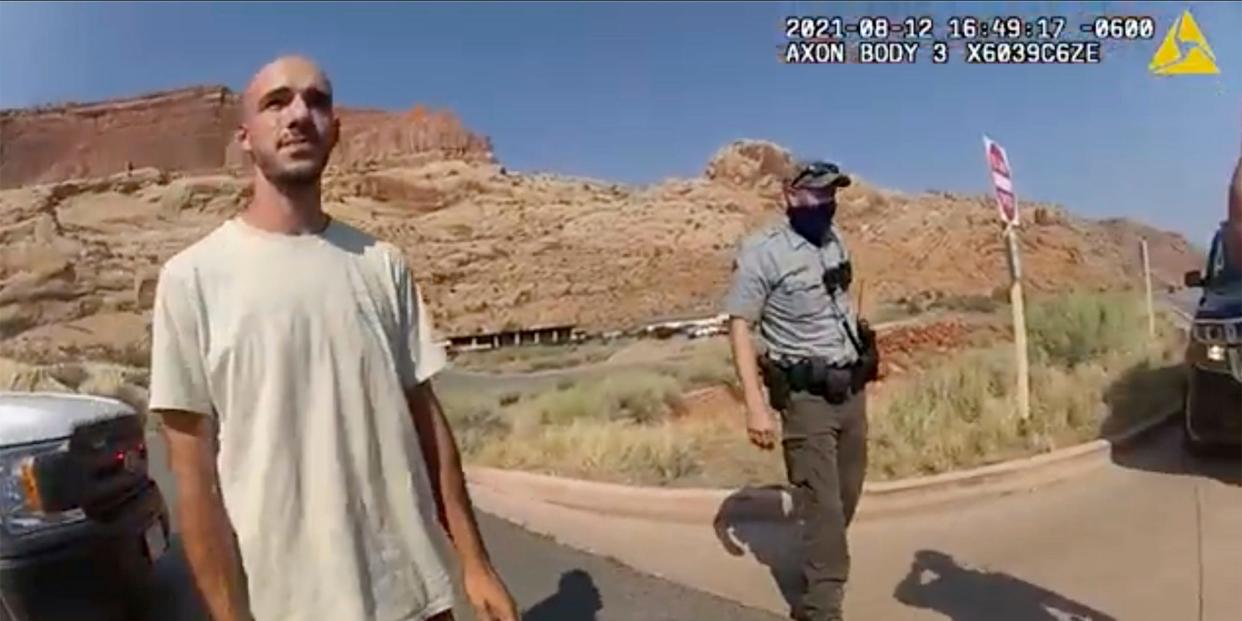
<box><xmin>0</xmin><ymin>392</ymin><xmax>170</xmax><ymax>621</ymax></box>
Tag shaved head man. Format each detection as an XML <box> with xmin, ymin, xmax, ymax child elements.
<box><xmin>149</xmin><ymin>56</ymin><xmax>518</xmax><ymax>621</ymax></box>
<box><xmin>240</xmin><ymin>56</ymin><xmax>338</xmax><ymax>188</ymax></box>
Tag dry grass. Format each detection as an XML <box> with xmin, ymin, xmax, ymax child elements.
<box><xmin>867</xmin><ymin>292</ymin><xmax>1185</xmax><ymax>479</ymax></box>
<box><xmin>650</xmin><ymin>337</ymin><xmax>740</xmax><ymax>391</ymax></box>
<box><xmin>512</xmin><ymin>370</ymin><xmax>684</xmax><ymax>426</ymax></box>
<box><xmin>449</xmin><ymin>340</ymin><xmax>626</xmax><ymax>373</ymax></box>
<box><xmin>439</xmin><ymin>359</ymin><xmax>740</xmax><ymax>484</ymax></box>
<box><xmin>444</xmin><ymin>291</ymin><xmax>1189</xmax><ymax>487</ymax></box>
<box><xmin>472</xmin><ymin>418</ymin><xmax>703</xmax><ymax>485</ymax></box>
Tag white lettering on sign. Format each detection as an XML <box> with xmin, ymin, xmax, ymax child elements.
<box><xmin>983</xmin><ymin>135</ymin><xmax>1018</xmax><ymax>226</ymax></box>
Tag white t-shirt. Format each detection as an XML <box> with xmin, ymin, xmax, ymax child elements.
<box><xmin>148</xmin><ymin>216</ymin><xmax>455</xmax><ymax>621</ymax></box>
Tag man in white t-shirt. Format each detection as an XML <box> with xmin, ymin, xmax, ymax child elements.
<box><xmin>149</xmin><ymin>55</ymin><xmax>518</xmax><ymax>621</ymax></box>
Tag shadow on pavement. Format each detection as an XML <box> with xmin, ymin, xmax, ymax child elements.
<box><xmin>1109</xmin><ymin>423</ymin><xmax>1242</xmax><ymax>488</ymax></box>
<box><xmin>1102</xmin><ymin>362</ymin><xmax>1241</xmax><ymax>488</ymax></box>
<box><xmin>712</xmin><ymin>488</ymin><xmax>801</xmax><ymax>616</ymax></box>
<box><xmin>893</xmin><ymin>550</ymin><xmax>1118</xmax><ymax>621</ymax></box>
<box><xmin>522</xmin><ymin>569</ymin><xmax>602</xmax><ymax>621</ymax></box>
<box><xmin>1098</xmin><ymin>361</ymin><xmax>1184</xmax><ymax>440</ymax></box>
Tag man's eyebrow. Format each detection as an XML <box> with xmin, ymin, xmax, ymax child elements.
<box><xmin>256</xmin><ymin>86</ymin><xmax>293</xmax><ymax>107</ymax></box>
<box><xmin>256</xmin><ymin>85</ymin><xmax>332</xmax><ymax>106</ymax></box>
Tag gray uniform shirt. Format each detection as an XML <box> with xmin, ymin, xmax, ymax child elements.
<box><xmin>723</xmin><ymin>221</ymin><xmax>861</xmax><ymax>366</ymax></box>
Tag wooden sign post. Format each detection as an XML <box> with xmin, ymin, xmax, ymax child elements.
<box><xmin>1140</xmin><ymin>238</ymin><xmax>1156</xmax><ymax>342</ymax></box>
<box><xmin>985</xmin><ymin>136</ymin><xmax>1031</xmax><ymax>420</ymax></box>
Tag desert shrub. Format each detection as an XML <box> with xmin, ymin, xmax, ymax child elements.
<box><xmin>868</xmin><ymin>300</ymin><xmax>1184</xmax><ymax>480</ymax></box>
<box><xmin>662</xmin><ymin>339</ymin><xmax>738</xmax><ymax>391</ymax></box>
<box><xmin>453</xmin><ymin>342</ymin><xmax>618</xmax><ymax>373</ymax></box>
<box><xmin>514</xmin><ymin>370</ymin><xmax>682</xmax><ymax>426</ymax></box>
<box><xmin>1027</xmin><ymin>292</ymin><xmax>1146</xmax><ymax>368</ymax></box>
<box><xmin>869</xmin><ymin>346</ymin><xmax>1015</xmax><ymax>477</ymax></box>
<box><xmin>472</xmin><ymin>419</ymin><xmax>701</xmax><ymax>485</ymax></box>
<box><xmin>438</xmin><ymin>391</ymin><xmax>509</xmax><ymax>454</ymax></box>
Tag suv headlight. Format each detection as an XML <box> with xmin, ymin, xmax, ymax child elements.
<box><xmin>1187</xmin><ymin>339</ymin><xmax>1230</xmax><ymax>373</ymax></box>
<box><xmin>1192</xmin><ymin>321</ymin><xmax>1241</xmax><ymax>345</ymax></box>
<box><xmin>0</xmin><ymin>439</ymin><xmax>87</xmax><ymax>536</ymax></box>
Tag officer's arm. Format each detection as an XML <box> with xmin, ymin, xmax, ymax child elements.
<box><xmin>723</xmin><ymin>247</ymin><xmax>771</xmax><ymax>417</ymax></box>
<box><xmin>728</xmin><ymin>318</ymin><xmax>769</xmax><ymax>417</ymax></box>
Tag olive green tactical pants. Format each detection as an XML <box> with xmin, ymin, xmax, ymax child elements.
<box><xmin>780</xmin><ymin>390</ymin><xmax>868</xmax><ymax>621</ymax></box>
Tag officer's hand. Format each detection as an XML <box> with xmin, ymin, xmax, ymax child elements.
<box><xmin>746</xmin><ymin>406</ymin><xmax>777</xmax><ymax>451</ymax></box>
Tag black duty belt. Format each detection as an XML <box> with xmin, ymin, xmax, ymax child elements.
<box><xmin>760</xmin><ymin>355</ymin><xmax>864</xmax><ymax>406</ymax></box>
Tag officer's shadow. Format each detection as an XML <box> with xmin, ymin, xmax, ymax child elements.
<box><xmin>894</xmin><ymin>550</ymin><xmax>1118</xmax><ymax>621</ymax></box>
<box><xmin>523</xmin><ymin>569</ymin><xmax>603</xmax><ymax>621</ymax></box>
<box><xmin>712</xmin><ymin>488</ymin><xmax>804</xmax><ymax>613</ymax></box>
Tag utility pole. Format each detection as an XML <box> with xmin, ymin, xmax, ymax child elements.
<box><xmin>1140</xmin><ymin>238</ymin><xmax>1156</xmax><ymax>342</ymax></box>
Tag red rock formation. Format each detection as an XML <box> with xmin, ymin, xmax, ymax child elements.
<box><xmin>1</xmin><ymin>86</ymin><xmax>493</xmax><ymax>189</ymax></box>
<box><xmin>0</xmin><ymin>86</ymin><xmax>236</xmax><ymax>188</ymax></box>
<box><xmin>332</xmin><ymin>107</ymin><xmax>494</xmax><ymax>168</ymax></box>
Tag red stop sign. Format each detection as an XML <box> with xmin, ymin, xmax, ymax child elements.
<box><xmin>984</xmin><ymin>136</ymin><xmax>1018</xmax><ymax>226</ymax></box>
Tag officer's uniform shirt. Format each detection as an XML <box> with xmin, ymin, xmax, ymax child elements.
<box><xmin>724</xmin><ymin>220</ymin><xmax>860</xmax><ymax>366</ymax></box>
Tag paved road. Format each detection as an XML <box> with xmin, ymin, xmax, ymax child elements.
<box><xmin>141</xmin><ymin>432</ymin><xmax>784</xmax><ymax>621</ymax></box>
<box><xmin>473</xmin><ymin>422</ymin><xmax>1242</xmax><ymax>621</ymax></box>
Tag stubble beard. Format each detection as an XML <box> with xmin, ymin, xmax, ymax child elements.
<box><xmin>256</xmin><ymin>149</ymin><xmax>328</xmax><ymax>189</ymax></box>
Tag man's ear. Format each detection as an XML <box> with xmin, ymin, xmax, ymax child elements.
<box><xmin>235</xmin><ymin>125</ymin><xmax>252</xmax><ymax>156</ymax></box>
<box><xmin>328</xmin><ymin>116</ymin><xmax>341</xmax><ymax>152</ymax></box>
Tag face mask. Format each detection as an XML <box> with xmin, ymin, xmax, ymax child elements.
<box><xmin>788</xmin><ymin>201</ymin><xmax>836</xmax><ymax>246</ymax></box>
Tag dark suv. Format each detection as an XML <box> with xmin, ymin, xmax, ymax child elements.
<box><xmin>0</xmin><ymin>392</ymin><xmax>171</xmax><ymax>621</ymax></box>
<box><xmin>1182</xmin><ymin>225</ymin><xmax>1242</xmax><ymax>453</ymax></box>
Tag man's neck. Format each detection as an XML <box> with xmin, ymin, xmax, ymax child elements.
<box><xmin>242</xmin><ymin>174</ymin><xmax>328</xmax><ymax>234</ymax></box>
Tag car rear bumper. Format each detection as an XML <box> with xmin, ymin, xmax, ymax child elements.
<box><xmin>1186</xmin><ymin>366</ymin><xmax>1242</xmax><ymax>446</ymax></box>
<box><xmin>0</xmin><ymin>482</ymin><xmax>170</xmax><ymax>621</ymax></box>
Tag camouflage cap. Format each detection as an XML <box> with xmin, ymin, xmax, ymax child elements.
<box><xmin>788</xmin><ymin>160</ymin><xmax>852</xmax><ymax>191</ymax></box>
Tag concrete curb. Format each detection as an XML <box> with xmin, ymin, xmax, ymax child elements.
<box><xmin>466</xmin><ymin>409</ymin><xmax>1179</xmax><ymax>524</ymax></box>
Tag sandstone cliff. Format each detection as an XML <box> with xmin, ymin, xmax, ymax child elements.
<box><xmin>1</xmin><ymin>86</ymin><xmax>493</xmax><ymax>188</ymax></box>
<box><xmin>0</xmin><ymin>86</ymin><xmax>236</xmax><ymax>188</ymax></box>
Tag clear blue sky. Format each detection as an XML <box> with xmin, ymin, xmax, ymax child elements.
<box><xmin>2</xmin><ymin>1</ymin><xmax>1239</xmax><ymax>246</ymax></box>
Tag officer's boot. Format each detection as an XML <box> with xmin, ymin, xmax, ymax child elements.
<box><xmin>791</xmin><ymin>581</ymin><xmax>844</xmax><ymax>621</ymax></box>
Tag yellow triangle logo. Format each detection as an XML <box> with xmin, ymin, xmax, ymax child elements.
<box><xmin>1149</xmin><ymin>10</ymin><xmax>1219</xmax><ymax>75</ymax></box>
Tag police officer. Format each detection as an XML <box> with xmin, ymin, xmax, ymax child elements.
<box><xmin>723</xmin><ymin>161</ymin><xmax>878</xmax><ymax>621</ymax></box>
